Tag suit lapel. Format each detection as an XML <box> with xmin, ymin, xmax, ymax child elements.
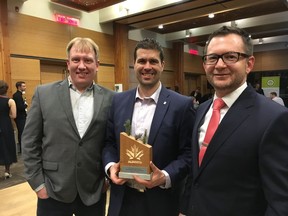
<box><xmin>192</xmin><ymin>100</ymin><xmax>211</xmax><ymax>173</ymax></box>
<box><xmin>123</xmin><ymin>90</ymin><xmax>137</xmax><ymax>127</ymax></box>
<box><xmin>57</xmin><ymin>79</ymin><xmax>79</xmax><ymax>136</ymax></box>
<box><xmin>197</xmin><ymin>86</ymin><xmax>256</xmax><ymax>174</ymax></box>
<box><xmin>148</xmin><ymin>88</ymin><xmax>170</xmax><ymax>145</ymax></box>
<box><xmin>89</xmin><ymin>84</ymin><xmax>104</xmax><ymax>129</ymax></box>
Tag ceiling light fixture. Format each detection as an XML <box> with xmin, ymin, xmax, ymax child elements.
<box><xmin>208</xmin><ymin>13</ymin><xmax>214</xmax><ymax>18</ymax></box>
<box><xmin>158</xmin><ymin>24</ymin><xmax>163</xmax><ymax>29</ymax></box>
<box><xmin>259</xmin><ymin>38</ymin><xmax>264</xmax><ymax>44</ymax></box>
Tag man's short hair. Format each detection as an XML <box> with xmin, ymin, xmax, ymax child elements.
<box><xmin>16</xmin><ymin>81</ymin><xmax>25</xmax><ymax>89</ymax></box>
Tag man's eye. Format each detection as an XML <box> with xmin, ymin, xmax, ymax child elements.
<box><xmin>137</xmin><ymin>59</ymin><xmax>146</xmax><ymax>64</ymax></box>
<box><xmin>85</xmin><ymin>59</ymin><xmax>93</xmax><ymax>64</ymax></box>
<box><xmin>207</xmin><ymin>55</ymin><xmax>218</xmax><ymax>61</ymax></box>
<box><xmin>72</xmin><ymin>59</ymin><xmax>80</xmax><ymax>63</ymax></box>
<box><xmin>149</xmin><ymin>59</ymin><xmax>159</xmax><ymax>65</ymax></box>
<box><xmin>225</xmin><ymin>55</ymin><xmax>237</xmax><ymax>60</ymax></box>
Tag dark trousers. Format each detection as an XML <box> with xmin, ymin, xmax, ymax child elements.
<box><xmin>119</xmin><ymin>187</ymin><xmax>149</xmax><ymax>216</ymax></box>
<box><xmin>37</xmin><ymin>194</ymin><xmax>106</xmax><ymax>216</ymax></box>
<box><xmin>118</xmin><ymin>186</ymin><xmax>180</xmax><ymax>216</ymax></box>
<box><xmin>15</xmin><ymin>118</ymin><xmax>26</xmax><ymax>152</ymax></box>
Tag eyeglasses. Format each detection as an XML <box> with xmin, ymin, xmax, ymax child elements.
<box><xmin>202</xmin><ymin>52</ymin><xmax>250</xmax><ymax>65</ymax></box>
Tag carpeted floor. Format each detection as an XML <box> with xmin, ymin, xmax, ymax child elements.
<box><xmin>0</xmin><ymin>153</ymin><xmax>26</xmax><ymax>190</ymax></box>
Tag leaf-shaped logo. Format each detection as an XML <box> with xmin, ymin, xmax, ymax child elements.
<box><xmin>126</xmin><ymin>144</ymin><xmax>144</xmax><ymax>160</ymax></box>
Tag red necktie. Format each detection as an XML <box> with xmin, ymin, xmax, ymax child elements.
<box><xmin>199</xmin><ymin>98</ymin><xmax>226</xmax><ymax>166</ymax></box>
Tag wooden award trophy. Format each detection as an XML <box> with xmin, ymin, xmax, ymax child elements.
<box><xmin>119</xmin><ymin>121</ymin><xmax>152</xmax><ymax>180</ymax></box>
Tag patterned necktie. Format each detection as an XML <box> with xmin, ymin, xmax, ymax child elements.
<box><xmin>199</xmin><ymin>98</ymin><xmax>226</xmax><ymax>166</ymax></box>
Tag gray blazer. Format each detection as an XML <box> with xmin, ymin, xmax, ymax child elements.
<box><xmin>22</xmin><ymin>79</ymin><xmax>114</xmax><ymax>206</ymax></box>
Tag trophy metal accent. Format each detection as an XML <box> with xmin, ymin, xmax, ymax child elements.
<box><xmin>119</xmin><ymin>120</ymin><xmax>152</xmax><ymax>180</ymax></box>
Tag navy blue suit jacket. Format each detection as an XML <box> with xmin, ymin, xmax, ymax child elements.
<box><xmin>103</xmin><ymin>86</ymin><xmax>195</xmax><ymax>216</ymax></box>
<box><xmin>182</xmin><ymin>85</ymin><xmax>288</xmax><ymax>216</ymax></box>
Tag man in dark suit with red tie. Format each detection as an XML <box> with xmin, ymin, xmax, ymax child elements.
<box><xmin>180</xmin><ymin>26</ymin><xmax>288</xmax><ymax>216</ymax></box>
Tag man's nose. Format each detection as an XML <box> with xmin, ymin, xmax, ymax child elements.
<box><xmin>143</xmin><ymin>61</ymin><xmax>152</xmax><ymax>69</ymax></box>
<box><xmin>78</xmin><ymin>60</ymin><xmax>86</xmax><ymax>68</ymax></box>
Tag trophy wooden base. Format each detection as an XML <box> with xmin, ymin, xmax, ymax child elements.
<box><xmin>119</xmin><ymin>171</ymin><xmax>152</xmax><ymax>180</ymax></box>
<box><xmin>119</xmin><ymin>132</ymin><xmax>152</xmax><ymax>180</ymax></box>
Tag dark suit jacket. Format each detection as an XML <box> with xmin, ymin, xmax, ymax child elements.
<box><xmin>102</xmin><ymin>86</ymin><xmax>195</xmax><ymax>216</ymax></box>
<box><xmin>22</xmin><ymin>79</ymin><xmax>114</xmax><ymax>205</ymax></box>
<box><xmin>182</xmin><ymin>85</ymin><xmax>288</xmax><ymax>216</ymax></box>
<box><xmin>13</xmin><ymin>90</ymin><xmax>27</xmax><ymax>119</ymax></box>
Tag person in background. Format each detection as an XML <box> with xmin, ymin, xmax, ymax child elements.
<box><xmin>174</xmin><ymin>85</ymin><xmax>180</xmax><ymax>93</ymax></box>
<box><xmin>0</xmin><ymin>80</ymin><xmax>17</xmax><ymax>179</ymax></box>
<box><xmin>180</xmin><ymin>26</ymin><xmax>288</xmax><ymax>215</ymax></box>
<box><xmin>22</xmin><ymin>37</ymin><xmax>114</xmax><ymax>216</ymax></box>
<box><xmin>102</xmin><ymin>38</ymin><xmax>195</xmax><ymax>216</ymax></box>
<box><xmin>190</xmin><ymin>87</ymin><xmax>202</xmax><ymax>104</ymax></box>
<box><xmin>200</xmin><ymin>89</ymin><xmax>215</xmax><ymax>103</ymax></box>
<box><xmin>13</xmin><ymin>81</ymin><xmax>27</xmax><ymax>153</ymax></box>
<box><xmin>255</xmin><ymin>83</ymin><xmax>264</xmax><ymax>95</ymax></box>
<box><xmin>269</xmin><ymin>91</ymin><xmax>285</xmax><ymax>106</ymax></box>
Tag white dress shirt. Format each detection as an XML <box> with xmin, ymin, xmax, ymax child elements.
<box><xmin>69</xmin><ymin>78</ymin><xmax>94</xmax><ymax>138</ymax></box>
<box><xmin>198</xmin><ymin>82</ymin><xmax>248</xmax><ymax>148</ymax></box>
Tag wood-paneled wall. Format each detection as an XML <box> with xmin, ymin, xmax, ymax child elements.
<box><xmin>10</xmin><ymin>57</ymin><xmax>40</xmax><ymax>106</ymax></box>
<box><xmin>9</xmin><ymin>13</ymin><xmax>70</xmax><ymax>59</ymax></box>
<box><xmin>8</xmin><ymin>12</ymin><xmax>116</xmax><ymax>101</ymax></box>
<box><xmin>253</xmin><ymin>49</ymin><xmax>288</xmax><ymax>72</ymax></box>
<box><xmin>5</xmin><ymin>12</ymin><xmax>288</xmax><ymax>100</ymax></box>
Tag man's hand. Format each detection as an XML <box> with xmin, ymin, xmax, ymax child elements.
<box><xmin>37</xmin><ymin>187</ymin><xmax>49</xmax><ymax>199</ymax></box>
<box><xmin>133</xmin><ymin>161</ymin><xmax>166</xmax><ymax>189</ymax></box>
<box><xmin>109</xmin><ymin>162</ymin><xmax>127</xmax><ymax>185</ymax></box>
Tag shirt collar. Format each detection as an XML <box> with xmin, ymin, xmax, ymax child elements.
<box><xmin>213</xmin><ymin>82</ymin><xmax>247</xmax><ymax>108</ymax></box>
<box><xmin>135</xmin><ymin>82</ymin><xmax>162</xmax><ymax>104</ymax></box>
<box><xmin>68</xmin><ymin>76</ymin><xmax>94</xmax><ymax>92</ymax></box>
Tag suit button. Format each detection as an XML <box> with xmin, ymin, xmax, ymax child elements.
<box><xmin>77</xmin><ymin>162</ymin><xmax>82</xmax><ymax>167</ymax></box>
<box><xmin>79</xmin><ymin>142</ymin><xmax>83</xmax><ymax>146</ymax></box>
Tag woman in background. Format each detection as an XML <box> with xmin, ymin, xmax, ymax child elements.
<box><xmin>0</xmin><ymin>80</ymin><xmax>17</xmax><ymax>179</ymax></box>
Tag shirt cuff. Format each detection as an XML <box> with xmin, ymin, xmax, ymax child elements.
<box><xmin>160</xmin><ymin>170</ymin><xmax>171</xmax><ymax>189</ymax></box>
<box><xmin>34</xmin><ymin>183</ymin><xmax>45</xmax><ymax>192</ymax></box>
<box><xmin>105</xmin><ymin>162</ymin><xmax>116</xmax><ymax>178</ymax></box>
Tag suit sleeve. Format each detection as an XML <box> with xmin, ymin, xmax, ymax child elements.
<box><xmin>260</xmin><ymin>110</ymin><xmax>288</xmax><ymax>215</ymax></box>
<box><xmin>163</xmin><ymin>97</ymin><xmax>195</xmax><ymax>184</ymax></box>
<box><xmin>102</xmin><ymin>96</ymin><xmax>120</xmax><ymax>168</ymax></box>
<box><xmin>22</xmin><ymin>87</ymin><xmax>45</xmax><ymax>190</ymax></box>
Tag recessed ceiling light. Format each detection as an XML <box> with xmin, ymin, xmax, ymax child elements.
<box><xmin>158</xmin><ymin>24</ymin><xmax>163</xmax><ymax>29</ymax></box>
<box><xmin>208</xmin><ymin>13</ymin><xmax>215</xmax><ymax>18</ymax></box>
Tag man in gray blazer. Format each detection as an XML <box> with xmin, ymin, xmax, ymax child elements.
<box><xmin>22</xmin><ymin>37</ymin><xmax>114</xmax><ymax>216</ymax></box>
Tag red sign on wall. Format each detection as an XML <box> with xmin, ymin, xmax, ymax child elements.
<box><xmin>189</xmin><ymin>49</ymin><xmax>199</xmax><ymax>55</ymax></box>
<box><xmin>55</xmin><ymin>13</ymin><xmax>79</xmax><ymax>26</ymax></box>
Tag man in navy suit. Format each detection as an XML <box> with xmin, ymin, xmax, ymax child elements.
<box><xmin>102</xmin><ymin>38</ymin><xmax>195</xmax><ymax>216</ymax></box>
<box><xmin>180</xmin><ymin>26</ymin><xmax>288</xmax><ymax>215</ymax></box>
